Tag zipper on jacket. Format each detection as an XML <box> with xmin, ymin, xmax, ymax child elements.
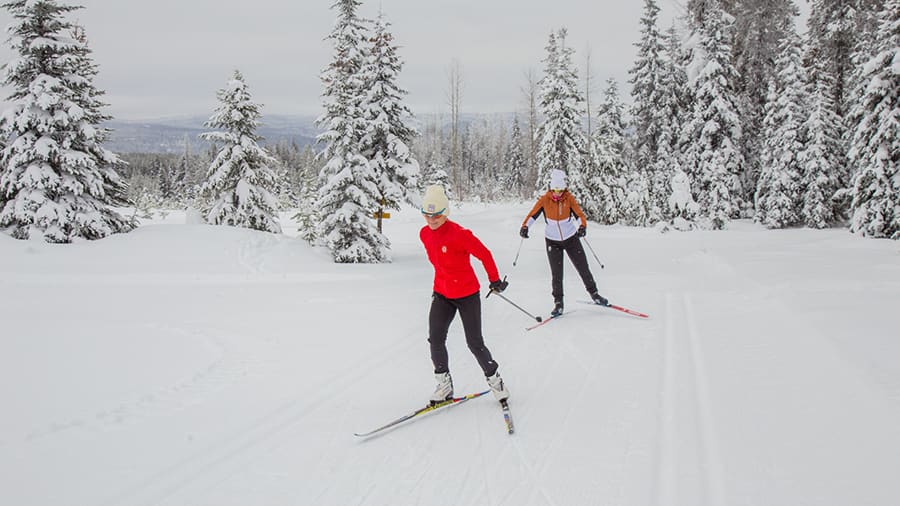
<box><xmin>556</xmin><ymin>200</ymin><xmax>564</xmax><ymax>240</ymax></box>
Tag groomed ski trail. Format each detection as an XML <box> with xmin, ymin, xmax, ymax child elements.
<box><xmin>98</xmin><ymin>325</ymin><xmax>423</xmax><ymax>506</ymax></box>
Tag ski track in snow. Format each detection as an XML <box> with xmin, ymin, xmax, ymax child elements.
<box><xmin>5</xmin><ymin>208</ymin><xmax>900</xmax><ymax>506</ymax></box>
<box><xmin>683</xmin><ymin>292</ymin><xmax>726</xmax><ymax>506</ymax></box>
<box><xmin>20</xmin><ymin>323</ymin><xmax>257</xmax><ymax>442</ymax></box>
<box><xmin>656</xmin><ymin>293</ymin><xmax>678</xmax><ymax>506</ymax></box>
<box><xmin>654</xmin><ymin>292</ymin><xmax>725</xmax><ymax>506</ymax></box>
<box><xmin>97</xmin><ymin>323</ymin><xmax>422</xmax><ymax>506</ymax></box>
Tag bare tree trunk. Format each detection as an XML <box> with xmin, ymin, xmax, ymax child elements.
<box><xmin>520</xmin><ymin>68</ymin><xmax>539</xmax><ymax>194</ymax></box>
<box><xmin>584</xmin><ymin>44</ymin><xmax>595</xmax><ymax>169</ymax></box>
<box><xmin>446</xmin><ymin>59</ymin><xmax>463</xmax><ymax>198</ymax></box>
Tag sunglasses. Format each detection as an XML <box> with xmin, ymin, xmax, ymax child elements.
<box><xmin>550</xmin><ymin>188</ymin><xmax>566</xmax><ymax>193</ymax></box>
<box><xmin>421</xmin><ymin>208</ymin><xmax>446</xmax><ymax>217</ymax></box>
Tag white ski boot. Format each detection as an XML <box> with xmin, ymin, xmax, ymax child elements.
<box><xmin>486</xmin><ymin>370</ymin><xmax>510</xmax><ymax>402</ymax></box>
<box><xmin>430</xmin><ymin>372</ymin><xmax>453</xmax><ymax>404</ymax></box>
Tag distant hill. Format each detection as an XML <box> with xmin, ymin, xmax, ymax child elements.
<box><xmin>103</xmin><ymin>112</ymin><xmax>520</xmax><ymax>154</ymax></box>
<box><xmin>105</xmin><ymin>114</ymin><xmax>319</xmax><ymax>154</ymax></box>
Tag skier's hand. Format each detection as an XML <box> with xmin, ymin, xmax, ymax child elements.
<box><xmin>489</xmin><ymin>279</ymin><xmax>509</xmax><ymax>294</ymax></box>
<box><xmin>519</xmin><ymin>226</ymin><xmax>529</xmax><ymax>239</ymax></box>
<box><xmin>577</xmin><ymin>225</ymin><xmax>586</xmax><ymax>238</ymax></box>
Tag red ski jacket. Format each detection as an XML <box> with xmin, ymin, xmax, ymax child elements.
<box><xmin>420</xmin><ymin>220</ymin><xmax>500</xmax><ymax>299</ymax></box>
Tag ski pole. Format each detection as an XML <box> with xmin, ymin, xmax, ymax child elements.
<box><xmin>583</xmin><ymin>238</ymin><xmax>605</xmax><ymax>269</ymax></box>
<box><xmin>512</xmin><ymin>237</ymin><xmax>524</xmax><ymax>267</ymax></box>
<box><xmin>487</xmin><ymin>280</ymin><xmax>542</xmax><ymax>322</ymax></box>
<box><xmin>491</xmin><ymin>292</ymin><xmax>542</xmax><ymax>322</ymax></box>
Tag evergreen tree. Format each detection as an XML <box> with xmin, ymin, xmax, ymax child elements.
<box><xmin>680</xmin><ymin>0</ymin><xmax>744</xmax><ymax>229</ymax></box>
<box><xmin>535</xmin><ymin>28</ymin><xmax>589</xmax><ymax>200</ymax></box>
<box><xmin>501</xmin><ymin>116</ymin><xmax>528</xmax><ymax>198</ymax></box>
<box><xmin>621</xmin><ymin>171</ymin><xmax>653</xmax><ymax>226</ymax></box>
<box><xmin>807</xmin><ymin>0</ymin><xmax>882</xmax><ymax>119</ymax></box>
<box><xmin>668</xmin><ymin>168</ymin><xmax>700</xmax><ymax>223</ymax></box>
<box><xmin>199</xmin><ymin>70</ymin><xmax>281</xmax><ymax>233</ymax></box>
<box><xmin>421</xmin><ymin>159</ymin><xmax>451</xmax><ymax>194</ymax></box>
<box><xmin>359</xmin><ymin>11</ymin><xmax>420</xmax><ymax>232</ymax></box>
<box><xmin>0</xmin><ymin>0</ymin><xmax>133</xmax><ymax>242</ymax></box>
<box><xmin>588</xmin><ymin>78</ymin><xmax>629</xmax><ymax>223</ymax></box>
<box><xmin>755</xmin><ymin>28</ymin><xmax>807</xmax><ymax>228</ymax></box>
<box><xmin>806</xmin><ymin>0</ymin><xmax>885</xmax><ymax>211</ymax></box>
<box><xmin>800</xmin><ymin>56</ymin><xmax>842</xmax><ymax>228</ymax></box>
<box><xmin>652</xmin><ymin>25</ymin><xmax>690</xmax><ymax>222</ymax></box>
<box><xmin>847</xmin><ymin>0</ymin><xmax>899</xmax><ymax>239</ymax></box>
<box><xmin>290</xmin><ymin>144</ymin><xmax>323</xmax><ymax>244</ymax></box>
<box><xmin>629</xmin><ymin>0</ymin><xmax>667</xmax><ymax>172</ymax></box>
<box><xmin>732</xmin><ymin>0</ymin><xmax>800</xmax><ymax>207</ymax></box>
<box><xmin>293</xmin><ymin>166</ymin><xmax>320</xmax><ymax>244</ymax></box>
<box><xmin>317</xmin><ymin>0</ymin><xmax>388</xmax><ymax>263</ymax></box>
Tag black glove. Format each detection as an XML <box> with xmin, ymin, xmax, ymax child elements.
<box><xmin>489</xmin><ymin>279</ymin><xmax>508</xmax><ymax>293</ymax></box>
<box><xmin>519</xmin><ymin>226</ymin><xmax>529</xmax><ymax>239</ymax></box>
<box><xmin>577</xmin><ymin>226</ymin><xmax>586</xmax><ymax>237</ymax></box>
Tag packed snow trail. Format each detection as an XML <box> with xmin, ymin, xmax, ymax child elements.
<box><xmin>1</xmin><ymin>205</ymin><xmax>899</xmax><ymax>505</ymax></box>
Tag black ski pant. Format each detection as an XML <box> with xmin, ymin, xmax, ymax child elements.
<box><xmin>428</xmin><ymin>291</ymin><xmax>499</xmax><ymax>377</ymax></box>
<box><xmin>546</xmin><ymin>235</ymin><xmax>598</xmax><ymax>303</ymax></box>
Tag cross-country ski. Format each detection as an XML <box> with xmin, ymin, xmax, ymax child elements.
<box><xmin>577</xmin><ymin>299</ymin><xmax>650</xmax><ymax>319</ymax></box>
<box><xmin>354</xmin><ymin>391</ymin><xmax>490</xmax><ymax>438</ymax></box>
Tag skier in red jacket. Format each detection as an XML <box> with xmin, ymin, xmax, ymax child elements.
<box><xmin>419</xmin><ymin>185</ymin><xmax>510</xmax><ymax>405</ymax></box>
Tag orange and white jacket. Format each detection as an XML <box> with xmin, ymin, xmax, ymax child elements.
<box><xmin>521</xmin><ymin>191</ymin><xmax>588</xmax><ymax>242</ymax></box>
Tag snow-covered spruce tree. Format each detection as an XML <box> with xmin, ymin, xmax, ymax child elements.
<box><xmin>199</xmin><ymin>70</ymin><xmax>281</xmax><ymax>233</ymax></box>
<box><xmin>807</xmin><ymin>0</ymin><xmax>882</xmax><ymax>120</ymax></box>
<box><xmin>621</xmin><ymin>171</ymin><xmax>652</xmax><ymax>227</ymax></box>
<box><xmin>651</xmin><ymin>25</ymin><xmax>691</xmax><ymax>223</ymax></box>
<box><xmin>317</xmin><ymin>0</ymin><xmax>388</xmax><ymax>263</ymax></box>
<box><xmin>587</xmin><ymin>78</ymin><xmax>629</xmax><ymax>224</ymax></box>
<box><xmin>846</xmin><ymin>0</ymin><xmax>899</xmax><ymax>239</ymax></box>
<box><xmin>629</xmin><ymin>0</ymin><xmax>667</xmax><ymax>174</ymax></box>
<box><xmin>668</xmin><ymin>168</ymin><xmax>700</xmax><ymax>226</ymax></box>
<box><xmin>806</xmin><ymin>0</ymin><xmax>884</xmax><ymax>209</ymax></box>
<box><xmin>288</xmin><ymin>144</ymin><xmax>323</xmax><ymax>242</ymax></box>
<box><xmin>421</xmin><ymin>159</ymin><xmax>451</xmax><ymax>195</ymax></box>
<box><xmin>293</xmin><ymin>166</ymin><xmax>319</xmax><ymax>244</ymax></box>
<box><xmin>0</xmin><ymin>0</ymin><xmax>133</xmax><ymax>242</ymax></box>
<box><xmin>359</xmin><ymin>11</ymin><xmax>420</xmax><ymax>233</ymax></box>
<box><xmin>536</xmin><ymin>28</ymin><xmax>590</xmax><ymax>204</ymax></box>
<box><xmin>800</xmin><ymin>55</ymin><xmax>843</xmax><ymax>229</ymax></box>
<box><xmin>732</xmin><ymin>0</ymin><xmax>800</xmax><ymax>206</ymax></box>
<box><xmin>679</xmin><ymin>0</ymin><xmax>744</xmax><ymax>229</ymax></box>
<box><xmin>755</xmin><ymin>28</ymin><xmax>807</xmax><ymax>229</ymax></box>
<box><xmin>501</xmin><ymin>116</ymin><xmax>529</xmax><ymax>198</ymax></box>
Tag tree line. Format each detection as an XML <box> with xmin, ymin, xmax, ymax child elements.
<box><xmin>1</xmin><ymin>0</ymin><xmax>897</xmax><ymax>255</ymax></box>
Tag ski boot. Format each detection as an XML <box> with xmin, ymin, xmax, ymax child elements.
<box><xmin>486</xmin><ymin>370</ymin><xmax>510</xmax><ymax>402</ymax></box>
<box><xmin>430</xmin><ymin>372</ymin><xmax>453</xmax><ymax>405</ymax></box>
<box><xmin>590</xmin><ymin>292</ymin><xmax>609</xmax><ymax>306</ymax></box>
<box><xmin>550</xmin><ymin>300</ymin><xmax>564</xmax><ymax>318</ymax></box>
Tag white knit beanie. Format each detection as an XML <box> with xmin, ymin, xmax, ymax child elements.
<box><xmin>421</xmin><ymin>185</ymin><xmax>450</xmax><ymax>216</ymax></box>
<box><xmin>549</xmin><ymin>169</ymin><xmax>567</xmax><ymax>189</ymax></box>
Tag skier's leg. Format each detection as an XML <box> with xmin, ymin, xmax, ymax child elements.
<box><xmin>546</xmin><ymin>238</ymin><xmax>565</xmax><ymax>303</ymax></box>
<box><xmin>456</xmin><ymin>292</ymin><xmax>499</xmax><ymax>376</ymax></box>
<box><xmin>564</xmin><ymin>237</ymin><xmax>598</xmax><ymax>294</ymax></box>
<box><xmin>428</xmin><ymin>292</ymin><xmax>457</xmax><ymax>374</ymax></box>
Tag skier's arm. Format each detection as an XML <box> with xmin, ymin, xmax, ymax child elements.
<box><xmin>521</xmin><ymin>195</ymin><xmax>547</xmax><ymax>229</ymax></box>
<box><xmin>464</xmin><ymin>229</ymin><xmax>501</xmax><ymax>282</ymax></box>
<box><xmin>569</xmin><ymin>195</ymin><xmax>588</xmax><ymax>228</ymax></box>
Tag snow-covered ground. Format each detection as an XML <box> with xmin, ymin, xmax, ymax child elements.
<box><xmin>2</xmin><ymin>203</ymin><xmax>899</xmax><ymax>506</ymax></box>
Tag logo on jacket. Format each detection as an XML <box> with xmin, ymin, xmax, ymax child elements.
<box><xmin>441</xmin><ymin>246</ymin><xmax>447</xmax><ymax>253</ymax></box>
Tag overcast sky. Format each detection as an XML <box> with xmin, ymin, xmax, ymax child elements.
<box><xmin>1</xmin><ymin>0</ymin><xmax>810</xmax><ymax>121</ymax></box>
